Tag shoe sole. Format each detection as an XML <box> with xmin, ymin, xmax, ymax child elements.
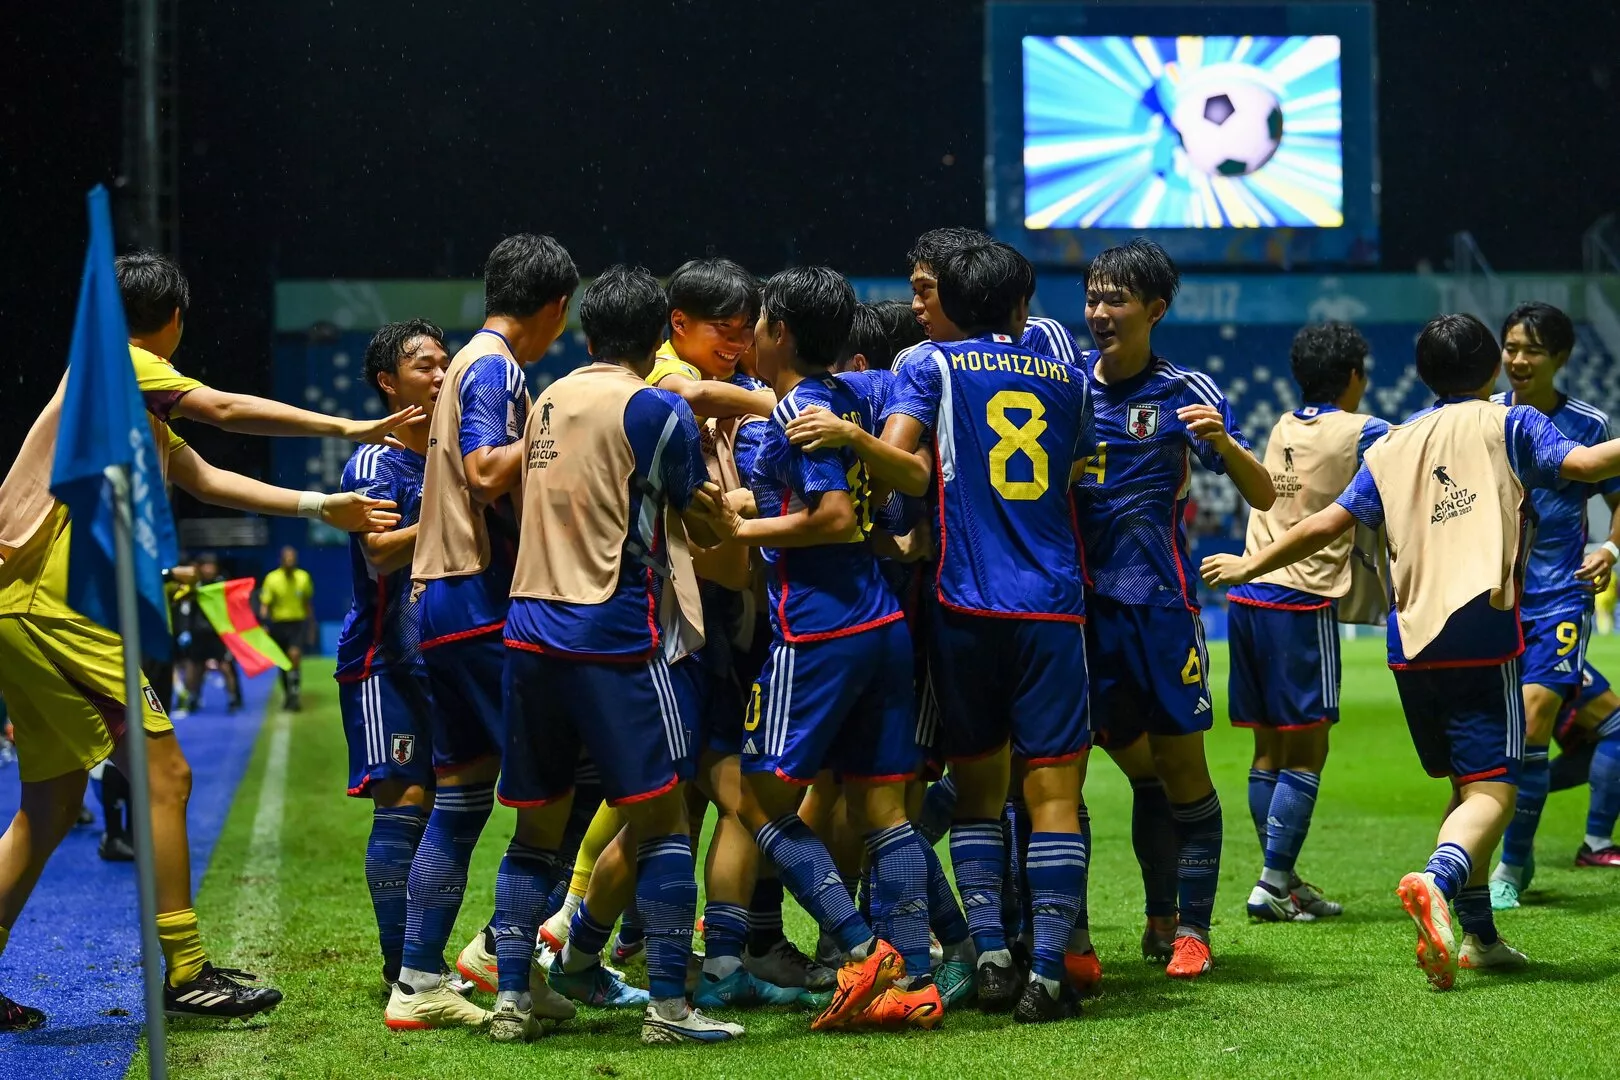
<box><xmin>456</xmin><ymin>957</ymin><xmax>498</xmax><ymax>995</ymax></box>
<box><xmin>1396</xmin><ymin>874</ymin><xmax>1457</xmax><ymax>991</ymax></box>
<box><xmin>810</xmin><ymin>950</ymin><xmax>902</xmax><ymax>1031</ymax></box>
<box><xmin>167</xmin><ymin>1000</ymin><xmax>281</xmax><ymax>1023</ymax></box>
<box><xmin>641</xmin><ymin>1020</ymin><xmax>741</xmax><ymax>1045</ymax></box>
<box><xmin>538</xmin><ymin>925</ymin><xmax>567</xmax><ymax>953</ymax></box>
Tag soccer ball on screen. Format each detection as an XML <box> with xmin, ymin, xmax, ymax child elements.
<box><xmin>1170</xmin><ymin>65</ymin><xmax>1284</xmax><ymax>178</ymax></box>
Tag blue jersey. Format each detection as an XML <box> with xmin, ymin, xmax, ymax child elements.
<box><xmin>750</xmin><ymin>376</ymin><xmax>901</xmax><ymax>642</ymax></box>
<box><xmin>885</xmin><ymin>334</ymin><xmax>1093</xmax><ymax>621</ymax></box>
<box><xmin>1073</xmin><ymin>354</ymin><xmax>1250</xmax><ymax>609</ymax></box>
<box><xmin>1021</xmin><ymin>316</ymin><xmax>1082</xmax><ymax>368</ymax></box>
<box><xmin>731</xmin><ymin>369</ymin><xmax>770</xmax><ymax>393</ymax></box>
<box><xmin>336</xmin><ymin>445</ymin><xmax>426</xmax><ymax>680</ymax></box>
<box><xmin>1491</xmin><ymin>393</ymin><xmax>1620</xmax><ymax>620</ymax></box>
<box><xmin>506</xmin><ymin>387</ymin><xmax>707</xmax><ymax>659</ymax></box>
<box><xmin>836</xmin><ymin>368</ymin><xmax>916</xmax><ymax>536</ymax></box>
<box><xmin>420</xmin><ymin>347</ymin><xmax>526</xmax><ymax>644</ymax></box>
<box><xmin>1337</xmin><ymin>397</ymin><xmax>1580</xmax><ymax>668</ymax></box>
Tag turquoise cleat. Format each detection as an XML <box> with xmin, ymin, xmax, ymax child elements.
<box><xmin>548</xmin><ymin>960</ymin><xmax>650</xmax><ymax>1008</ymax></box>
<box><xmin>693</xmin><ymin>967</ymin><xmax>802</xmax><ymax>1009</ymax></box>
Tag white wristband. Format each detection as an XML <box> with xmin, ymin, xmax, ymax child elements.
<box><xmin>297</xmin><ymin>491</ymin><xmax>327</xmax><ymax>520</ymax></box>
<box><xmin>1603</xmin><ymin>540</ymin><xmax>1619</xmax><ymax>561</ymax></box>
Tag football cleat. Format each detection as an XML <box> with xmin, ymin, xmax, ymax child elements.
<box><xmin>813</xmin><ymin>931</ymin><xmax>842</xmax><ymax>971</ymax></box>
<box><xmin>1141</xmin><ymin>917</ymin><xmax>1177</xmax><ymax>963</ymax></box>
<box><xmin>488</xmin><ymin>998</ymin><xmax>542</xmax><ymax>1043</ymax></box>
<box><xmin>1247</xmin><ymin>881</ymin><xmax>1305</xmax><ymax>922</ymax></box>
<box><xmin>538</xmin><ymin>910</ymin><xmax>571</xmax><ymax>954</ymax></box>
<box><xmin>693</xmin><ymin>967</ymin><xmax>802</xmax><ymax>1009</ymax></box>
<box><xmin>641</xmin><ymin>1005</ymin><xmax>744</xmax><ymax>1045</ymax></box>
<box><xmin>0</xmin><ymin>992</ymin><xmax>45</xmax><ymax>1032</ymax></box>
<box><xmin>456</xmin><ymin>929</ymin><xmax>500</xmax><ymax>993</ymax></box>
<box><xmin>528</xmin><ymin>959</ymin><xmax>578</xmax><ymax>1021</ymax></box>
<box><xmin>386</xmin><ymin>976</ymin><xmax>492</xmax><ymax>1029</ymax></box>
<box><xmin>164</xmin><ymin>964</ymin><xmax>283</xmax><ymax>1021</ymax></box>
<box><xmin>1574</xmin><ymin>842</ymin><xmax>1620</xmax><ymax>867</ymax></box>
<box><xmin>1488</xmin><ymin>878</ymin><xmax>1522</xmax><ymax>912</ymax></box>
<box><xmin>1014</xmin><ymin>978</ymin><xmax>1078</xmax><ymax>1024</ymax></box>
<box><xmin>1458</xmin><ymin>934</ymin><xmax>1529</xmax><ymax>971</ymax></box>
<box><xmin>935</xmin><ymin>957</ymin><xmax>976</xmax><ymax>1008</ymax></box>
<box><xmin>810</xmin><ymin>939</ymin><xmax>903</xmax><ymax>1031</ymax></box>
<box><xmin>973</xmin><ymin>956</ymin><xmax>1022</xmax><ymax>1012</ymax></box>
<box><xmin>548</xmin><ymin>960</ymin><xmax>649</xmax><ymax>1008</ymax></box>
<box><xmin>1063</xmin><ymin>948</ymin><xmax>1103</xmax><ymax>998</ymax></box>
<box><xmin>1290</xmin><ymin>877</ymin><xmax>1343</xmax><ymax>918</ymax></box>
<box><xmin>855</xmin><ymin>981</ymin><xmax>944</xmax><ymax>1029</ymax></box>
<box><xmin>745</xmin><ymin>936</ymin><xmax>836</xmax><ymax>991</ymax></box>
<box><xmin>1396</xmin><ymin>871</ymin><xmax>1458</xmax><ymax>991</ymax></box>
<box><xmin>1165</xmin><ymin>934</ymin><xmax>1212</xmax><ymax>979</ymax></box>
<box><xmin>610</xmin><ymin>929</ymin><xmax>645</xmax><ymax>966</ymax></box>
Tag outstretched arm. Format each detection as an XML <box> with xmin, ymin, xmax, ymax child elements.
<box><xmin>660</xmin><ymin>376</ymin><xmax>776</xmax><ymax>420</ymax></box>
<box><xmin>173</xmin><ymin>385</ymin><xmax>423</xmax><ymax>444</ymax></box>
<box><xmin>1200</xmin><ymin>503</ymin><xmax>1355</xmax><ymax>587</ymax></box>
<box><xmin>167</xmin><ymin>445</ymin><xmax>400</xmax><ymax>532</ymax></box>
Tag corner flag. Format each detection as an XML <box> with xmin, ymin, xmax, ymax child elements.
<box><xmin>48</xmin><ymin>186</ymin><xmax>179</xmax><ymax>659</ymax></box>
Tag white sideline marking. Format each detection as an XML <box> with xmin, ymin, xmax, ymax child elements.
<box><xmin>217</xmin><ymin>710</ymin><xmax>291</xmax><ymax>966</ymax></box>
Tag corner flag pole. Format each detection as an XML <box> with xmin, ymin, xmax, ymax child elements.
<box><xmin>109</xmin><ymin>463</ymin><xmax>169</xmax><ymax>1079</ymax></box>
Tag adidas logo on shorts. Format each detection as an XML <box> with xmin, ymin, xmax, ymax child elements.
<box><xmin>1193</xmin><ymin>697</ymin><xmax>1212</xmax><ymax>715</ymax></box>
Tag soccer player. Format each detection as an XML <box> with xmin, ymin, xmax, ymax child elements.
<box><xmin>1072</xmin><ymin>238</ymin><xmax>1274</xmax><ymax>978</ymax></box>
<box><xmin>0</xmin><ymin>251</ymin><xmax>401</xmax><ymax>1027</ymax></box>
<box><xmin>1547</xmin><ymin>663</ymin><xmax>1620</xmax><ymax>862</ymax></box>
<box><xmin>1485</xmin><ymin>302</ymin><xmax>1620</xmax><ymax>908</ymax></box>
<box><xmin>389</xmin><ymin>234</ymin><xmax>579</xmax><ymax>1030</ymax></box>
<box><xmin>496</xmin><ymin>264</ymin><xmax>742</xmax><ymax>1046</ymax></box>
<box><xmin>691</xmin><ymin>267</ymin><xmax>941</xmax><ymax>1032</ymax></box>
<box><xmin>1203</xmin><ymin>312</ymin><xmax>1620</xmax><ymax>989</ymax></box>
<box><xmin>1225</xmin><ymin>322</ymin><xmax>1388</xmax><ymax>921</ymax></box>
<box><xmin>650</xmin><ymin>258</ymin><xmax>778</xmax><ymax>418</ymax></box>
<box><xmin>260</xmin><ymin>546</ymin><xmax>315</xmax><ymax>710</ymax></box>
<box><xmin>336</xmin><ymin>319</ymin><xmax>448</xmax><ymax>990</ymax></box>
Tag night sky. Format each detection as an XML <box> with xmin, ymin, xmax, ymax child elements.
<box><xmin>5</xmin><ymin>0</ymin><xmax>1617</xmax><ymax>476</ymax></box>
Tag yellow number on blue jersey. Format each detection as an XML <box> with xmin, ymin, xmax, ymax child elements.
<box><xmin>1556</xmin><ymin>621</ymin><xmax>1580</xmax><ymax>657</ymax></box>
<box><xmin>986</xmin><ymin>390</ymin><xmax>1049</xmax><ymax>501</ymax></box>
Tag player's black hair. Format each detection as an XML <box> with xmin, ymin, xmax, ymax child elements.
<box><xmin>907</xmin><ymin>227</ymin><xmax>993</xmax><ymax>272</ymax></box>
<box><xmin>483</xmin><ymin>233</ymin><xmax>579</xmax><ymax>318</ymax></box>
<box><xmin>667</xmin><ymin>258</ymin><xmax>760</xmax><ymax>322</ymax></box>
<box><xmin>115</xmin><ymin>250</ymin><xmax>191</xmax><ymax>335</ymax></box>
<box><xmin>868</xmin><ymin>299</ymin><xmax>927</xmax><ymax>368</ymax></box>
<box><xmin>1415</xmin><ymin>313</ymin><xmax>1500</xmax><ymax>396</ymax></box>
<box><xmin>761</xmin><ymin>267</ymin><xmax>858</xmax><ymax>370</ymax></box>
<box><xmin>1290</xmin><ymin>321</ymin><xmax>1370</xmax><ymax>404</ymax></box>
<box><xmin>1085</xmin><ymin>237</ymin><xmax>1181</xmax><ymax>311</ymax></box>
<box><xmin>1501</xmin><ymin>301</ymin><xmax>1575</xmax><ymax>358</ymax></box>
<box><xmin>934</xmin><ymin>241</ymin><xmax>1035</xmax><ymax>336</ymax></box>
<box><xmin>579</xmin><ymin>265</ymin><xmax>668</xmax><ymax>362</ymax></box>
<box><xmin>363</xmin><ymin>318</ymin><xmax>445</xmax><ymax>406</ymax></box>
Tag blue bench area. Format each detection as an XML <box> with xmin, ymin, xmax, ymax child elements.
<box><xmin>0</xmin><ymin>673</ymin><xmax>273</xmax><ymax>1079</ymax></box>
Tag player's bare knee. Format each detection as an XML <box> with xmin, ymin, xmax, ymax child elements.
<box><xmin>618</xmin><ymin>788</ymin><xmax>687</xmax><ymax>840</ymax></box>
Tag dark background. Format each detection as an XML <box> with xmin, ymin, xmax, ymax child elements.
<box><xmin>5</xmin><ymin>0</ymin><xmax>1618</xmax><ymax>479</ymax></box>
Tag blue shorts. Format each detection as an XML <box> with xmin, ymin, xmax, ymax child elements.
<box><xmin>337</xmin><ymin>668</ymin><xmax>436</xmax><ymax>796</ymax></box>
<box><xmin>928</xmin><ymin>606</ymin><xmax>1089</xmax><ymax>764</ymax></box>
<box><xmin>1519</xmin><ymin>608</ymin><xmax>1591</xmax><ymax>698</ymax></box>
<box><xmin>420</xmin><ymin>631</ymin><xmax>507</xmax><ymax>772</ymax></box>
<box><xmin>1086</xmin><ymin>595</ymin><xmax>1212</xmax><ymax>748</ymax></box>
<box><xmin>500</xmin><ymin>645</ymin><xmax>685</xmax><ymax>807</ymax></box>
<box><xmin>668</xmin><ymin>658</ymin><xmax>741</xmax><ymax>767</ymax></box>
<box><xmin>742</xmin><ymin>619</ymin><xmax>918</xmax><ymax>784</ymax></box>
<box><xmin>1393</xmin><ymin>659</ymin><xmax>1526</xmax><ymax>784</ymax></box>
<box><xmin>1227</xmin><ymin>600</ymin><xmax>1340</xmax><ymax>730</ymax></box>
<box><xmin>1576</xmin><ymin>661</ymin><xmax>1611</xmax><ymax>709</ymax></box>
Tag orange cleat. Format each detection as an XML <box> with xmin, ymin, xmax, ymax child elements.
<box><xmin>810</xmin><ymin>939</ymin><xmax>904</xmax><ymax>1031</ymax></box>
<box><xmin>1395</xmin><ymin>871</ymin><xmax>1457</xmax><ymax>991</ymax></box>
<box><xmin>1063</xmin><ymin>948</ymin><xmax>1103</xmax><ymax>998</ymax></box>
<box><xmin>1165</xmin><ymin>934</ymin><xmax>1212</xmax><ymax>979</ymax></box>
<box><xmin>854</xmin><ymin>981</ymin><xmax>944</xmax><ymax>1030</ymax></box>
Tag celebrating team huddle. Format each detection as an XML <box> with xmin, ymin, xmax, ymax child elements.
<box><xmin>4</xmin><ymin>227</ymin><xmax>1620</xmax><ymax>1046</ymax></box>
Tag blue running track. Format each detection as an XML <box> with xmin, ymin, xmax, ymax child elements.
<box><xmin>0</xmin><ymin>672</ymin><xmax>273</xmax><ymax>1079</ymax></box>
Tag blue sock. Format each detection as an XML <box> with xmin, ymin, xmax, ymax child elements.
<box><xmin>1501</xmin><ymin>745</ymin><xmax>1550</xmax><ymax>868</ymax></box>
<box><xmin>636</xmin><ymin>835</ymin><xmax>698</xmax><ymax>1001</ymax></box>
<box><xmin>618</xmin><ymin>904</ymin><xmax>645</xmax><ymax>946</ymax></box>
<box><xmin>948</xmin><ymin>818</ymin><xmax>1007</xmax><ymax>953</ymax></box>
<box><xmin>366</xmin><ymin>805</ymin><xmax>427</xmax><ymax>976</ymax></box>
<box><xmin>1453</xmin><ymin>884</ymin><xmax>1498</xmax><ymax>945</ymax></box>
<box><xmin>1131</xmin><ymin>777</ymin><xmax>1179</xmax><ymax>918</ymax></box>
<box><xmin>1248</xmin><ymin>767</ymin><xmax>1279</xmax><ymax>853</ymax></box>
<box><xmin>756</xmin><ymin>814</ymin><xmax>869</xmax><ymax>953</ymax></box>
<box><xmin>1264</xmin><ymin>769</ymin><xmax>1321</xmax><ymax>874</ymax></box>
<box><xmin>1001</xmin><ymin>800</ymin><xmax>1031</xmax><ymax>944</ymax></box>
<box><xmin>921</xmin><ymin>837</ymin><xmax>970</xmax><ymax>947</ymax></box>
<box><xmin>492</xmin><ymin>841</ymin><xmax>559</xmax><ymax>992</ymax></box>
<box><xmin>1425</xmin><ymin>841</ymin><xmax>1472</xmax><ymax>900</ymax></box>
<box><xmin>402</xmin><ymin>782</ymin><xmax>494</xmax><ymax>974</ymax></box>
<box><xmin>865</xmin><ymin>822</ymin><xmax>933</xmax><ymax>974</ymax></box>
<box><xmin>568</xmin><ymin>901</ymin><xmax>614</xmax><ymax>960</ymax></box>
<box><xmin>702</xmin><ymin>901</ymin><xmax>749</xmax><ymax>962</ymax></box>
<box><xmin>1171</xmin><ymin>793</ymin><xmax>1223</xmax><ymax>932</ymax></box>
<box><xmin>915</xmin><ymin>773</ymin><xmax>958</xmax><ymax>847</ymax></box>
<box><xmin>1025</xmin><ymin>832</ymin><xmax>1086</xmax><ymax>982</ymax></box>
<box><xmin>746</xmin><ymin>874</ymin><xmax>785</xmax><ymax>954</ymax></box>
<box><xmin>1587</xmin><ymin>712</ymin><xmax>1620</xmax><ymax>843</ymax></box>
<box><xmin>1075</xmin><ymin>805</ymin><xmax>1092</xmax><ymax>933</ymax></box>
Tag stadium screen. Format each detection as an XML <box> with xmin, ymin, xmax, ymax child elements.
<box><xmin>987</xmin><ymin>4</ymin><xmax>1378</xmax><ymax>267</ymax></box>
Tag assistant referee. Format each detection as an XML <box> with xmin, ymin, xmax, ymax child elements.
<box><xmin>261</xmin><ymin>545</ymin><xmax>315</xmax><ymax>710</ymax></box>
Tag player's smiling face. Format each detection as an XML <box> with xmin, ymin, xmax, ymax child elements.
<box><xmin>672</xmin><ymin>310</ymin><xmax>754</xmax><ymax>379</ymax></box>
<box><xmin>1085</xmin><ymin>280</ymin><xmax>1164</xmax><ymax>363</ymax></box>
<box><xmin>1502</xmin><ymin>322</ymin><xmax>1565</xmax><ymax>399</ymax></box>
<box><xmin>388</xmin><ymin>335</ymin><xmax>450</xmax><ymax>415</ymax></box>
<box><xmin>910</xmin><ymin>263</ymin><xmax>965</xmax><ymax>342</ymax></box>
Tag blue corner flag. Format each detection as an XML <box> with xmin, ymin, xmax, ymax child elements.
<box><xmin>49</xmin><ymin>186</ymin><xmax>179</xmax><ymax>660</ymax></box>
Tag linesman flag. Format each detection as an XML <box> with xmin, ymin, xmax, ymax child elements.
<box><xmin>195</xmin><ymin>578</ymin><xmax>293</xmax><ymax>676</ymax></box>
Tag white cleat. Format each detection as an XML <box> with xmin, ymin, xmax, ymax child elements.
<box><xmin>1458</xmin><ymin>934</ymin><xmax>1529</xmax><ymax>971</ymax></box>
<box><xmin>744</xmin><ymin>937</ymin><xmax>836</xmax><ymax>991</ymax></box>
<box><xmin>529</xmin><ymin>957</ymin><xmax>579</xmax><ymax>1022</ymax></box>
<box><xmin>539</xmin><ymin>908</ymin><xmax>572</xmax><ymax>952</ymax></box>
<box><xmin>641</xmin><ymin>1005</ymin><xmax>745</xmax><ymax>1046</ymax></box>
<box><xmin>489</xmin><ymin>998</ymin><xmax>542</xmax><ymax>1043</ymax></box>
<box><xmin>456</xmin><ymin>931</ymin><xmax>499</xmax><ymax>994</ymax></box>
<box><xmin>1396</xmin><ymin>871</ymin><xmax>1458</xmax><ymax>991</ymax></box>
<box><xmin>1246</xmin><ymin>881</ymin><xmax>1307</xmax><ymax>922</ymax></box>
<box><xmin>385</xmin><ymin>977</ymin><xmax>492</xmax><ymax>1030</ymax></box>
<box><xmin>1290</xmin><ymin>877</ymin><xmax>1343</xmax><ymax>918</ymax></box>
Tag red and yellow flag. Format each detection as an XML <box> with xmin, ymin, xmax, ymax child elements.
<box><xmin>194</xmin><ymin>578</ymin><xmax>291</xmax><ymax>677</ymax></box>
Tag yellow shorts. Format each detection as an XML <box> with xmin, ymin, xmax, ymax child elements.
<box><xmin>0</xmin><ymin>614</ymin><xmax>172</xmax><ymax>783</ymax></box>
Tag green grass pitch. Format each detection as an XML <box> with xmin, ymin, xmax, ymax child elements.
<box><xmin>135</xmin><ymin>636</ymin><xmax>1620</xmax><ymax>1078</ymax></box>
